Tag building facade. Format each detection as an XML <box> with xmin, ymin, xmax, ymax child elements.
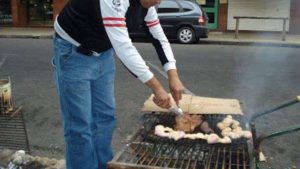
<box><xmin>198</xmin><ymin>0</ymin><xmax>300</xmax><ymax>34</ymax></box>
<box><xmin>0</xmin><ymin>0</ymin><xmax>299</xmax><ymax>34</ymax></box>
<box><xmin>0</xmin><ymin>0</ymin><xmax>67</xmax><ymax>26</ymax></box>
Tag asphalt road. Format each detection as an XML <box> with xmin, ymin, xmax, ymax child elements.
<box><xmin>0</xmin><ymin>38</ymin><xmax>299</xmax><ymax>168</ymax></box>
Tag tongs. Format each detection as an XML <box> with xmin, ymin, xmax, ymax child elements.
<box><xmin>249</xmin><ymin>96</ymin><xmax>300</xmax><ymax>169</ymax></box>
<box><xmin>169</xmin><ymin>106</ymin><xmax>184</xmax><ymax>116</ymax></box>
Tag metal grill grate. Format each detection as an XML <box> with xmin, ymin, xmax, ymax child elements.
<box><xmin>109</xmin><ymin>113</ymin><xmax>251</xmax><ymax>169</ymax></box>
<box><xmin>0</xmin><ymin>107</ymin><xmax>31</xmax><ymax>153</ymax></box>
<box><xmin>112</xmin><ymin>142</ymin><xmax>250</xmax><ymax>169</ymax></box>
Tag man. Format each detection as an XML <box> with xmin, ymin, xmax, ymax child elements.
<box><xmin>52</xmin><ymin>0</ymin><xmax>184</xmax><ymax>168</ymax></box>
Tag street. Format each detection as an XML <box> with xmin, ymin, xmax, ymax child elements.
<box><xmin>0</xmin><ymin>38</ymin><xmax>299</xmax><ymax>168</ymax></box>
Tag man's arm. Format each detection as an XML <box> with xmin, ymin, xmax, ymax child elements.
<box><xmin>144</xmin><ymin>7</ymin><xmax>176</xmax><ymax>72</ymax></box>
<box><xmin>100</xmin><ymin>0</ymin><xmax>171</xmax><ymax>108</ymax></box>
<box><xmin>167</xmin><ymin>69</ymin><xmax>184</xmax><ymax>106</ymax></box>
<box><xmin>101</xmin><ymin>0</ymin><xmax>152</xmax><ymax>83</ymax></box>
<box><xmin>146</xmin><ymin>76</ymin><xmax>171</xmax><ymax>109</ymax></box>
<box><xmin>144</xmin><ymin>7</ymin><xmax>184</xmax><ymax>105</ymax></box>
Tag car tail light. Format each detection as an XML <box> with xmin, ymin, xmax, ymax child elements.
<box><xmin>198</xmin><ymin>16</ymin><xmax>205</xmax><ymax>26</ymax></box>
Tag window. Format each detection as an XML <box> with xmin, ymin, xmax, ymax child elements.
<box><xmin>157</xmin><ymin>0</ymin><xmax>180</xmax><ymax>13</ymax></box>
<box><xmin>199</xmin><ymin>0</ymin><xmax>216</xmax><ymax>8</ymax></box>
<box><xmin>28</xmin><ymin>0</ymin><xmax>53</xmax><ymax>25</ymax></box>
<box><xmin>0</xmin><ymin>0</ymin><xmax>12</xmax><ymax>25</ymax></box>
<box><xmin>179</xmin><ymin>1</ymin><xmax>194</xmax><ymax>12</ymax></box>
<box><xmin>207</xmin><ymin>12</ymin><xmax>215</xmax><ymax>23</ymax></box>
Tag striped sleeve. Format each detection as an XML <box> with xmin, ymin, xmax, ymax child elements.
<box><xmin>100</xmin><ymin>0</ymin><xmax>153</xmax><ymax>83</ymax></box>
<box><xmin>144</xmin><ymin>7</ymin><xmax>176</xmax><ymax>72</ymax></box>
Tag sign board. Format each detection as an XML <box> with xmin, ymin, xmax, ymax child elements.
<box><xmin>196</xmin><ymin>0</ymin><xmax>206</xmax><ymax>5</ymax></box>
<box><xmin>220</xmin><ymin>0</ymin><xmax>228</xmax><ymax>4</ymax></box>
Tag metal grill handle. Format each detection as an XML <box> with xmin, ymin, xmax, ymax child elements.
<box><xmin>249</xmin><ymin>97</ymin><xmax>300</xmax><ymax>169</ymax></box>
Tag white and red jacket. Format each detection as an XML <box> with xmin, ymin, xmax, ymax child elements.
<box><xmin>54</xmin><ymin>0</ymin><xmax>176</xmax><ymax>83</ymax></box>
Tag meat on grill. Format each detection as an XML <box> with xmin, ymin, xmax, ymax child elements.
<box><xmin>217</xmin><ymin>115</ymin><xmax>252</xmax><ymax>139</ymax></box>
<box><xmin>154</xmin><ymin>114</ymin><xmax>252</xmax><ymax>143</ymax></box>
<box><xmin>174</xmin><ymin>114</ymin><xmax>197</xmax><ymax>132</ymax></box>
<box><xmin>174</xmin><ymin>113</ymin><xmax>214</xmax><ymax>133</ymax></box>
<box><xmin>154</xmin><ymin>125</ymin><xmax>232</xmax><ymax>144</ymax></box>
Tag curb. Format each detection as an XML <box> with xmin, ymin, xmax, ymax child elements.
<box><xmin>1</xmin><ymin>34</ymin><xmax>300</xmax><ymax>48</ymax></box>
<box><xmin>199</xmin><ymin>39</ymin><xmax>300</xmax><ymax>48</ymax></box>
<box><xmin>0</xmin><ymin>35</ymin><xmax>53</xmax><ymax>39</ymax></box>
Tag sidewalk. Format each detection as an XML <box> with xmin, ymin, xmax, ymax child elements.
<box><xmin>201</xmin><ymin>31</ymin><xmax>300</xmax><ymax>47</ymax></box>
<box><xmin>1</xmin><ymin>27</ymin><xmax>300</xmax><ymax>47</ymax></box>
<box><xmin>0</xmin><ymin>27</ymin><xmax>54</xmax><ymax>39</ymax></box>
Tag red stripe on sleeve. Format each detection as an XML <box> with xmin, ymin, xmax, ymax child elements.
<box><xmin>147</xmin><ymin>20</ymin><xmax>160</xmax><ymax>27</ymax></box>
<box><xmin>103</xmin><ymin>17</ymin><xmax>126</xmax><ymax>21</ymax></box>
<box><xmin>146</xmin><ymin>19</ymin><xmax>159</xmax><ymax>25</ymax></box>
<box><xmin>104</xmin><ymin>24</ymin><xmax>127</xmax><ymax>27</ymax></box>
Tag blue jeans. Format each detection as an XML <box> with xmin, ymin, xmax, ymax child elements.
<box><xmin>52</xmin><ymin>36</ymin><xmax>116</xmax><ymax>169</ymax></box>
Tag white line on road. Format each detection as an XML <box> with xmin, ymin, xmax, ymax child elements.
<box><xmin>0</xmin><ymin>54</ymin><xmax>8</xmax><ymax>69</ymax></box>
<box><xmin>146</xmin><ymin>61</ymin><xmax>195</xmax><ymax>95</ymax></box>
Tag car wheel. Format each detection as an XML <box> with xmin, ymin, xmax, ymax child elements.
<box><xmin>177</xmin><ymin>27</ymin><xmax>196</xmax><ymax>44</ymax></box>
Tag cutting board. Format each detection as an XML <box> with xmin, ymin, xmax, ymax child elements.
<box><xmin>141</xmin><ymin>94</ymin><xmax>243</xmax><ymax>115</ymax></box>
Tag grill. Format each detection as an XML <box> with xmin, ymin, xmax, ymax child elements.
<box><xmin>109</xmin><ymin>95</ymin><xmax>300</xmax><ymax>169</ymax></box>
<box><xmin>0</xmin><ymin>78</ymin><xmax>13</xmax><ymax>114</ymax></box>
<box><xmin>109</xmin><ymin>113</ymin><xmax>251</xmax><ymax>169</ymax></box>
<box><xmin>0</xmin><ymin>107</ymin><xmax>31</xmax><ymax>153</ymax></box>
<box><xmin>111</xmin><ymin>142</ymin><xmax>250</xmax><ymax>169</ymax></box>
<box><xmin>0</xmin><ymin>78</ymin><xmax>30</xmax><ymax>153</ymax></box>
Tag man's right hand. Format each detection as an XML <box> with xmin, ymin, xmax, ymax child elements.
<box><xmin>153</xmin><ymin>88</ymin><xmax>171</xmax><ymax>109</ymax></box>
<box><xmin>146</xmin><ymin>76</ymin><xmax>171</xmax><ymax>109</ymax></box>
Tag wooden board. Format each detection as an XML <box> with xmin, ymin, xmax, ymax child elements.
<box><xmin>141</xmin><ymin>94</ymin><xmax>192</xmax><ymax>113</ymax></box>
<box><xmin>141</xmin><ymin>94</ymin><xmax>242</xmax><ymax>115</ymax></box>
<box><xmin>189</xmin><ymin>96</ymin><xmax>242</xmax><ymax>115</ymax></box>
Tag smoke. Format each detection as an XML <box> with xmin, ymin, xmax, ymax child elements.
<box><xmin>231</xmin><ymin>43</ymin><xmax>297</xmax><ymax>121</ymax></box>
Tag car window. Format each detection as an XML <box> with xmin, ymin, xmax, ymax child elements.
<box><xmin>179</xmin><ymin>1</ymin><xmax>194</xmax><ymax>12</ymax></box>
<box><xmin>157</xmin><ymin>0</ymin><xmax>180</xmax><ymax>13</ymax></box>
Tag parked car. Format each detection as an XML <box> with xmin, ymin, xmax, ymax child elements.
<box><xmin>129</xmin><ymin>0</ymin><xmax>208</xmax><ymax>44</ymax></box>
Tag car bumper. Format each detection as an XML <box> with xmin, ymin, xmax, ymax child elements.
<box><xmin>194</xmin><ymin>25</ymin><xmax>208</xmax><ymax>38</ymax></box>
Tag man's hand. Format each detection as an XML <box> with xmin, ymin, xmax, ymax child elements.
<box><xmin>168</xmin><ymin>70</ymin><xmax>184</xmax><ymax>106</ymax></box>
<box><xmin>153</xmin><ymin>88</ymin><xmax>171</xmax><ymax>109</ymax></box>
<box><xmin>146</xmin><ymin>76</ymin><xmax>171</xmax><ymax>109</ymax></box>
